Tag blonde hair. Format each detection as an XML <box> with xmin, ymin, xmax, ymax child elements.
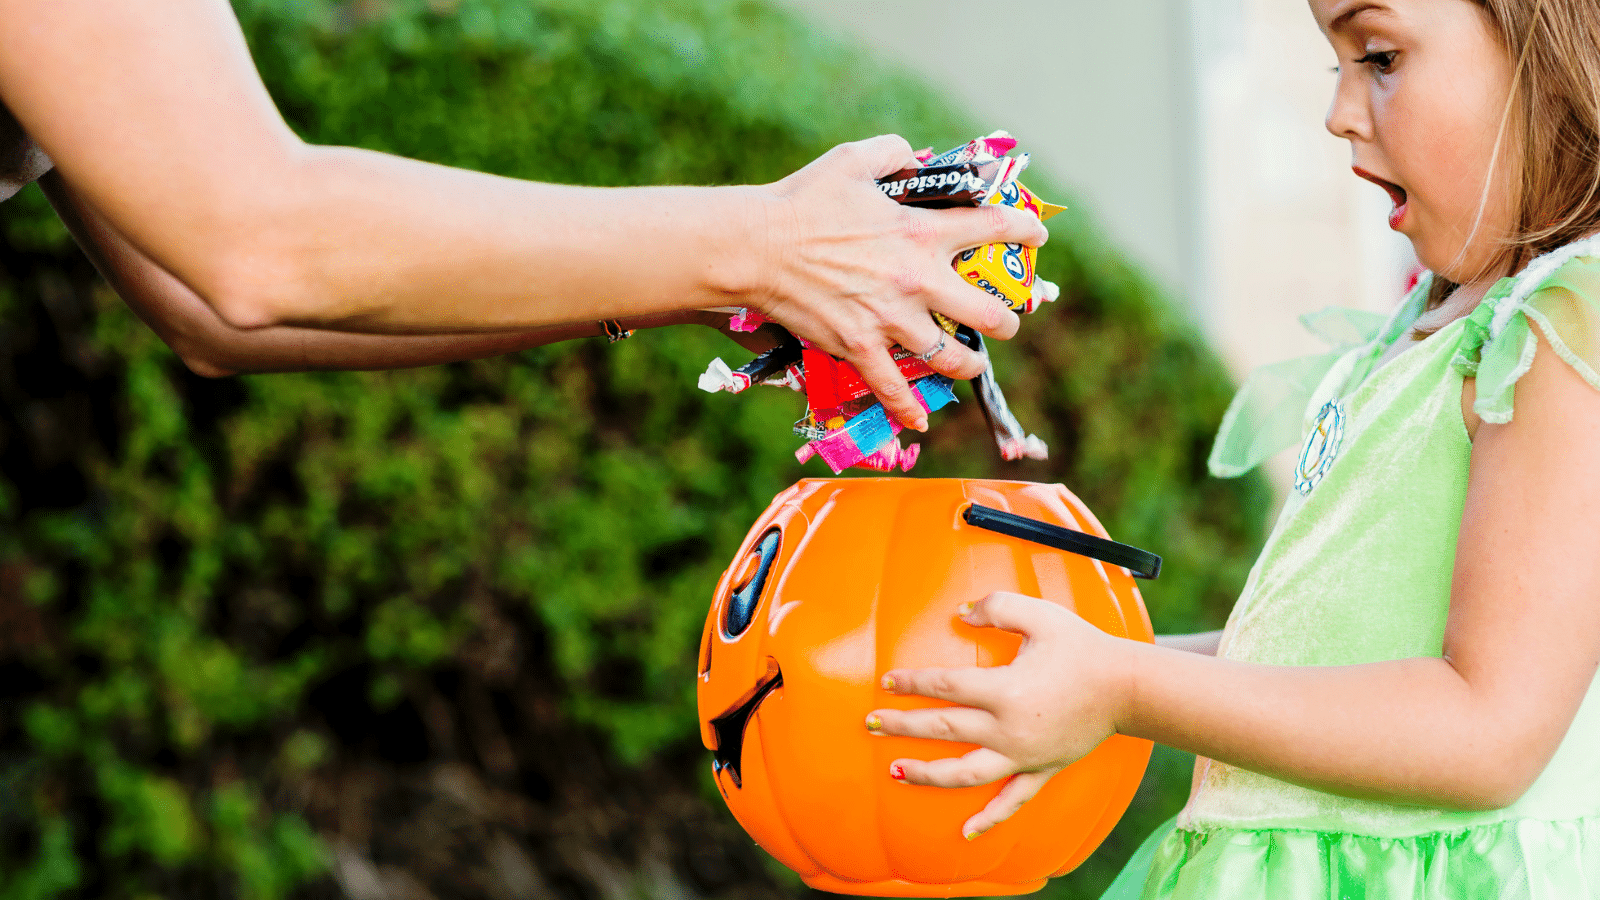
<box><xmin>1429</xmin><ymin>0</ymin><xmax>1600</xmax><ymax>308</ymax></box>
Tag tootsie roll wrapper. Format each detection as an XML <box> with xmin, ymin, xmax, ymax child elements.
<box><xmin>695</xmin><ymin>131</ymin><xmax>1056</xmax><ymax>471</ymax></box>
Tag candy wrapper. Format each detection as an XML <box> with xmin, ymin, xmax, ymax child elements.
<box><xmin>698</xmin><ymin>131</ymin><xmax>1061</xmax><ymax>473</ymax></box>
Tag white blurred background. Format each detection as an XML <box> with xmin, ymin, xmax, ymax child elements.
<box><xmin>782</xmin><ymin>0</ymin><xmax>1417</xmax><ymax>383</ymax></box>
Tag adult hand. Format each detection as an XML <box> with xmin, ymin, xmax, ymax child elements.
<box><xmin>864</xmin><ymin>592</ymin><xmax>1130</xmax><ymax>840</ymax></box>
<box><xmin>758</xmin><ymin>135</ymin><xmax>1049</xmax><ymax>431</ymax></box>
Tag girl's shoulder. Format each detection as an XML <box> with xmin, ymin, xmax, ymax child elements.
<box><xmin>1454</xmin><ymin>237</ymin><xmax>1600</xmax><ymax>425</ymax></box>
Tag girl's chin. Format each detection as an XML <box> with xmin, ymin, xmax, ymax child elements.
<box><xmin>1415</xmin><ymin>242</ymin><xmax>1510</xmax><ymax>286</ymax></box>
<box><xmin>1408</xmin><ymin>214</ymin><xmax>1520</xmax><ymax>283</ymax></box>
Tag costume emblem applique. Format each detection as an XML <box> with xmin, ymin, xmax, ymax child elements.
<box><xmin>1295</xmin><ymin>399</ymin><xmax>1346</xmax><ymax>495</ymax></box>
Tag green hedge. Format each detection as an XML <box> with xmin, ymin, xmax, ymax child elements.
<box><xmin>0</xmin><ymin>0</ymin><xmax>1268</xmax><ymax>897</ymax></box>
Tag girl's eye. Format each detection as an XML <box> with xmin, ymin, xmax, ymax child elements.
<box><xmin>1355</xmin><ymin>50</ymin><xmax>1397</xmax><ymax>73</ymax></box>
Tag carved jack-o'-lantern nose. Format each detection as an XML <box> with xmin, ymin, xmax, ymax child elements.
<box><xmin>697</xmin><ymin>478</ymin><xmax>1158</xmax><ymax>897</ymax></box>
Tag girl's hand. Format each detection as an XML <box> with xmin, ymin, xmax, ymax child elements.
<box><xmin>757</xmin><ymin>136</ymin><xmax>1049</xmax><ymax>431</ymax></box>
<box><xmin>865</xmin><ymin>591</ymin><xmax>1132</xmax><ymax>840</ymax></box>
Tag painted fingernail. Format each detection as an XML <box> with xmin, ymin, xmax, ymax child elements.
<box><xmin>957</xmin><ymin>601</ymin><xmax>975</xmax><ymax>617</ymax></box>
<box><xmin>964</xmin><ymin>830</ymin><xmax>980</xmax><ymax>842</ymax></box>
<box><xmin>890</xmin><ymin>763</ymin><xmax>906</xmax><ymax>781</ymax></box>
<box><xmin>865</xmin><ymin>714</ymin><xmax>883</xmax><ymax>732</ymax></box>
<box><xmin>881</xmin><ymin>674</ymin><xmax>897</xmax><ymax>692</ymax></box>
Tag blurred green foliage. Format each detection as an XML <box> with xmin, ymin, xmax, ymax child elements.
<box><xmin>0</xmin><ymin>0</ymin><xmax>1268</xmax><ymax>897</ymax></box>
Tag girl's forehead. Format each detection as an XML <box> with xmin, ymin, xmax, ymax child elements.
<box><xmin>1310</xmin><ymin>0</ymin><xmax>1400</xmax><ymax>34</ymax></box>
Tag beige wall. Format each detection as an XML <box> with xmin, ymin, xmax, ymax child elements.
<box><xmin>781</xmin><ymin>0</ymin><xmax>1201</xmax><ymax>304</ymax></box>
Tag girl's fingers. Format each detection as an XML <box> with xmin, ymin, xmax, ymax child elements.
<box><xmin>960</xmin><ymin>591</ymin><xmax>1065</xmax><ymax>637</ymax></box>
<box><xmin>962</xmin><ymin>770</ymin><xmax>1056</xmax><ymax>839</ymax></box>
<box><xmin>866</xmin><ymin>703</ymin><xmax>995</xmax><ymax>745</ymax></box>
<box><xmin>879</xmin><ymin>663</ymin><xmax>1003</xmax><ymax>706</ymax></box>
<box><xmin>892</xmin><ymin>747</ymin><xmax>1016</xmax><ymax>789</ymax></box>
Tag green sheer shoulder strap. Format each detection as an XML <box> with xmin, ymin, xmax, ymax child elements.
<box><xmin>1208</xmin><ymin>293</ymin><xmax>1421</xmax><ymax>479</ymax></box>
<box><xmin>1455</xmin><ymin>237</ymin><xmax>1600</xmax><ymax>425</ymax></box>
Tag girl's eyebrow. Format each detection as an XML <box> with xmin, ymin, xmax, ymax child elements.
<box><xmin>1328</xmin><ymin>2</ymin><xmax>1395</xmax><ymax>34</ymax></box>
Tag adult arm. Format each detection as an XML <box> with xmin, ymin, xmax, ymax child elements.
<box><xmin>40</xmin><ymin>170</ymin><xmax>740</xmax><ymax>376</ymax></box>
<box><xmin>0</xmin><ymin>0</ymin><xmax>1046</xmax><ymax>426</ymax></box>
<box><xmin>870</xmin><ymin>335</ymin><xmax>1600</xmax><ymax>835</ymax></box>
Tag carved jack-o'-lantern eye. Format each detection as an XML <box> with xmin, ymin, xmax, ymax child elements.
<box><xmin>723</xmin><ymin>528</ymin><xmax>781</xmax><ymax>638</ymax></box>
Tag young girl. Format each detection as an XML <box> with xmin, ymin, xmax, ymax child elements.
<box><xmin>865</xmin><ymin>0</ymin><xmax>1600</xmax><ymax>896</ymax></box>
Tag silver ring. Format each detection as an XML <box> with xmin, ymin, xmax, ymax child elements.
<box><xmin>917</xmin><ymin>334</ymin><xmax>947</xmax><ymax>363</ymax></box>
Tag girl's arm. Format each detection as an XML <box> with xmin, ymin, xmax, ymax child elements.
<box><xmin>0</xmin><ymin>0</ymin><xmax>1045</xmax><ymax>427</ymax></box>
<box><xmin>869</xmin><ymin>332</ymin><xmax>1600</xmax><ymax>837</ymax></box>
<box><xmin>1154</xmin><ymin>631</ymin><xmax>1222</xmax><ymax>655</ymax></box>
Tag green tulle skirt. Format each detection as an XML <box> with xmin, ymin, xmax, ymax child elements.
<box><xmin>1100</xmin><ymin>815</ymin><xmax>1600</xmax><ymax>899</ymax></box>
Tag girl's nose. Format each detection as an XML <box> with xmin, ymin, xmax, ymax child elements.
<box><xmin>1325</xmin><ymin>76</ymin><xmax>1373</xmax><ymax>141</ymax></box>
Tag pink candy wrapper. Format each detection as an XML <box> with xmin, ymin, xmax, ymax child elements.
<box><xmin>696</xmin><ymin>131</ymin><xmax>1054</xmax><ymax>472</ymax></box>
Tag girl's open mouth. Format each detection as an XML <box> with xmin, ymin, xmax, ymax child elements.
<box><xmin>1353</xmin><ymin>167</ymin><xmax>1409</xmax><ymax>230</ymax></box>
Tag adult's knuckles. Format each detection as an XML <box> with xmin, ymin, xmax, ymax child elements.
<box><xmin>891</xmin><ymin>265</ymin><xmax>926</xmax><ymax>296</ymax></box>
<box><xmin>897</xmin><ymin>209</ymin><xmax>940</xmax><ymax>248</ymax></box>
<box><xmin>977</xmin><ymin>295</ymin><xmax>1007</xmax><ymax>331</ymax></box>
<box><xmin>982</xmin><ymin>203</ymin><xmax>1012</xmax><ymax>237</ymax></box>
<box><xmin>830</xmin><ymin>140</ymin><xmax>862</xmax><ymax>165</ymax></box>
<box><xmin>837</xmin><ymin>328</ymin><xmax>888</xmax><ymax>358</ymax></box>
<box><xmin>945</xmin><ymin>350</ymin><xmax>987</xmax><ymax>381</ymax></box>
<box><xmin>868</xmin><ymin>377</ymin><xmax>912</xmax><ymax>406</ymax></box>
<box><xmin>863</xmin><ymin>133</ymin><xmax>913</xmax><ymax>162</ymax></box>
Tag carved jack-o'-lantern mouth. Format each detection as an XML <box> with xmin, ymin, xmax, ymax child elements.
<box><xmin>709</xmin><ymin>658</ymin><xmax>781</xmax><ymax>788</ymax></box>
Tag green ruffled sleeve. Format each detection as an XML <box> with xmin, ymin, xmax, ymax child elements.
<box><xmin>1208</xmin><ymin>305</ymin><xmax>1401</xmax><ymax>478</ymax></box>
<box><xmin>1453</xmin><ymin>254</ymin><xmax>1600</xmax><ymax>424</ymax></box>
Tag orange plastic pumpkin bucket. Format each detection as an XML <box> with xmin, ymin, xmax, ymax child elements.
<box><xmin>697</xmin><ymin>478</ymin><xmax>1157</xmax><ymax>896</ymax></box>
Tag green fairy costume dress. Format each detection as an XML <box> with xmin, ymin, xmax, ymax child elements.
<box><xmin>1102</xmin><ymin>238</ymin><xmax>1600</xmax><ymax>899</ymax></box>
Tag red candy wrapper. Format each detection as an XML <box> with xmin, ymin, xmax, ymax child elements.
<box><xmin>697</xmin><ymin>131</ymin><xmax>1056</xmax><ymax>472</ymax></box>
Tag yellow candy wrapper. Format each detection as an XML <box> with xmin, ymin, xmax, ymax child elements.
<box><xmin>954</xmin><ymin>178</ymin><xmax>1064</xmax><ymax>314</ymax></box>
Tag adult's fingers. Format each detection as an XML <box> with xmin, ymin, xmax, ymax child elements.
<box><xmin>892</xmin><ymin>317</ymin><xmax>991</xmax><ymax>382</ymax></box>
<box><xmin>849</xmin><ymin>342</ymin><xmax>929</xmax><ymax>431</ymax></box>
<box><xmin>962</xmin><ymin>770</ymin><xmax>1055</xmax><ymax>839</ymax></box>
<box><xmin>834</xmin><ymin>133</ymin><xmax>920</xmax><ymax>181</ymax></box>
<box><xmin>925</xmin><ymin>270</ymin><xmax>1022</xmax><ymax>342</ymax></box>
<box><xmin>865</xmin><ymin>703</ymin><xmax>994</xmax><ymax>745</ymax></box>
<box><xmin>891</xmin><ymin>747</ymin><xmax>1016</xmax><ymax>789</ymax></box>
<box><xmin>936</xmin><ymin>202</ymin><xmax>1050</xmax><ymax>252</ymax></box>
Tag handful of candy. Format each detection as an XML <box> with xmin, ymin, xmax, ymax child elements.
<box><xmin>698</xmin><ymin>132</ymin><xmax>1063</xmax><ymax>473</ymax></box>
